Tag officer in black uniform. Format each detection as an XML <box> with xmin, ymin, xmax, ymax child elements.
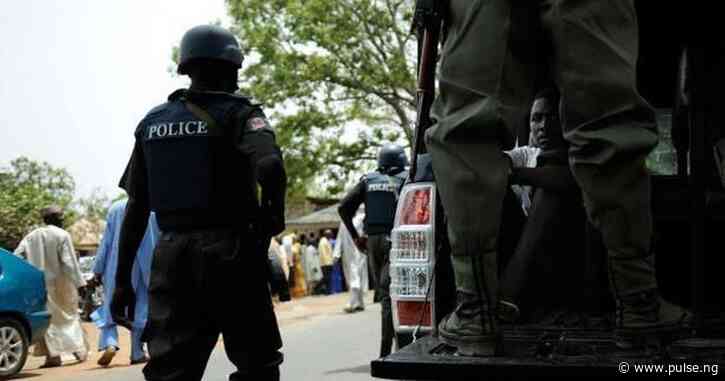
<box><xmin>110</xmin><ymin>25</ymin><xmax>286</xmax><ymax>381</ymax></box>
<box><xmin>338</xmin><ymin>144</ymin><xmax>408</xmax><ymax>358</ymax></box>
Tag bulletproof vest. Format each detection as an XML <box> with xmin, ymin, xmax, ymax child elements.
<box><xmin>363</xmin><ymin>170</ymin><xmax>407</xmax><ymax>234</ymax></box>
<box><xmin>136</xmin><ymin>90</ymin><xmax>259</xmax><ymax>231</ymax></box>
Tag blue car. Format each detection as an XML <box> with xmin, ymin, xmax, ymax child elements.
<box><xmin>0</xmin><ymin>247</ymin><xmax>51</xmax><ymax>377</ymax></box>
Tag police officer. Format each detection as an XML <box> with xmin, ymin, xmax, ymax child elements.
<box><xmin>338</xmin><ymin>143</ymin><xmax>408</xmax><ymax>358</ymax></box>
<box><xmin>111</xmin><ymin>25</ymin><xmax>286</xmax><ymax>381</ymax></box>
<box><xmin>425</xmin><ymin>0</ymin><xmax>687</xmax><ymax>356</ymax></box>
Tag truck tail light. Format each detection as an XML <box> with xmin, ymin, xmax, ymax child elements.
<box><xmin>391</xmin><ymin>183</ymin><xmax>436</xmax><ymax>334</ymax></box>
<box><xmin>399</xmin><ymin>188</ymin><xmax>432</xmax><ymax>225</ymax></box>
<box><xmin>396</xmin><ymin>301</ymin><xmax>432</xmax><ymax>327</ymax></box>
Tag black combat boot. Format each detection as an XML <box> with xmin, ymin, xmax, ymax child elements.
<box><xmin>614</xmin><ymin>289</ymin><xmax>690</xmax><ymax>348</ymax></box>
<box><xmin>496</xmin><ymin>299</ymin><xmax>521</xmax><ymax>324</ymax></box>
<box><xmin>439</xmin><ymin>291</ymin><xmax>497</xmax><ymax>356</ymax></box>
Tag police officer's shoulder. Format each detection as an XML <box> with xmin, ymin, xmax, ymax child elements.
<box><xmin>236</xmin><ymin>100</ymin><xmax>274</xmax><ymax>135</ymax></box>
<box><xmin>134</xmin><ymin>100</ymin><xmax>173</xmax><ymax>137</ymax></box>
<box><xmin>167</xmin><ymin>88</ymin><xmax>188</xmax><ymax>102</ymax></box>
<box><xmin>361</xmin><ymin>173</ymin><xmax>374</xmax><ymax>184</ymax></box>
<box><xmin>226</xmin><ymin>92</ymin><xmax>255</xmax><ymax>105</ymax></box>
<box><xmin>140</xmin><ymin>88</ymin><xmax>189</xmax><ymax>119</ymax></box>
<box><xmin>144</xmin><ymin>102</ymin><xmax>170</xmax><ymax>117</ymax></box>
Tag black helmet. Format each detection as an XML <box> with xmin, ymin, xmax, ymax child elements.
<box><xmin>177</xmin><ymin>25</ymin><xmax>244</xmax><ymax>74</ymax></box>
<box><xmin>377</xmin><ymin>144</ymin><xmax>408</xmax><ymax>169</ymax></box>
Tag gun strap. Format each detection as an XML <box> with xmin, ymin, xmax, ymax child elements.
<box><xmin>183</xmin><ymin>100</ymin><xmax>220</xmax><ymax>132</ymax></box>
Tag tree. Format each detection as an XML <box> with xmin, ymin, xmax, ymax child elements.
<box><xmin>74</xmin><ymin>187</ymin><xmax>111</xmax><ymax>222</ymax></box>
<box><xmin>0</xmin><ymin>157</ymin><xmax>77</xmax><ymax>249</ymax></box>
<box><xmin>226</xmin><ymin>0</ymin><xmax>416</xmax><ymax>199</ymax></box>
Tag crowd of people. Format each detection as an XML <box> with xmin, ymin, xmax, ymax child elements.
<box><xmin>268</xmin><ymin>225</ymin><xmax>371</xmax><ymax>309</ymax></box>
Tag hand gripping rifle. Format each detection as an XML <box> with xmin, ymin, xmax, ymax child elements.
<box><xmin>409</xmin><ymin>0</ymin><xmax>444</xmax><ymax>181</ymax></box>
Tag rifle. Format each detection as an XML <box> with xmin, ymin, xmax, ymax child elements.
<box><xmin>409</xmin><ymin>0</ymin><xmax>444</xmax><ymax>180</ymax></box>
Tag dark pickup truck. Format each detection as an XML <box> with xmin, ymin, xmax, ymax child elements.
<box><xmin>372</xmin><ymin>3</ymin><xmax>725</xmax><ymax>379</ymax></box>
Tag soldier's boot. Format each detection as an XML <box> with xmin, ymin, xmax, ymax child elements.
<box><xmin>614</xmin><ymin>289</ymin><xmax>690</xmax><ymax>349</ymax></box>
<box><xmin>496</xmin><ymin>299</ymin><xmax>521</xmax><ymax>324</ymax></box>
<box><xmin>438</xmin><ymin>252</ymin><xmax>499</xmax><ymax>356</ymax></box>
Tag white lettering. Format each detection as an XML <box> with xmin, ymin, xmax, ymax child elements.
<box><xmin>157</xmin><ymin>124</ymin><xmax>168</xmax><ymax>137</ymax></box>
<box><xmin>147</xmin><ymin>121</ymin><xmax>209</xmax><ymax>139</ymax></box>
<box><xmin>368</xmin><ymin>183</ymin><xmax>396</xmax><ymax>192</ymax></box>
<box><xmin>197</xmin><ymin>121</ymin><xmax>208</xmax><ymax>134</ymax></box>
<box><xmin>183</xmin><ymin>121</ymin><xmax>195</xmax><ymax>135</ymax></box>
<box><xmin>148</xmin><ymin>125</ymin><xmax>158</xmax><ymax>139</ymax></box>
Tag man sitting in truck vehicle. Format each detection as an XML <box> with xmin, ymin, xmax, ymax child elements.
<box><xmin>497</xmin><ymin>88</ymin><xmax>588</xmax><ymax>323</ymax></box>
<box><xmin>426</xmin><ymin>0</ymin><xmax>689</xmax><ymax>356</ymax></box>
<box><xmin>505</xmin><ymin>88</ymin><xmax>571</xmax><ymax>214</ymax></box>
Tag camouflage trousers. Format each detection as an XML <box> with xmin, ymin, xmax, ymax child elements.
<box><xmin>426</xmin><ymin>0</ymin><xmax>659</xmax><ymax>306</ymax></box>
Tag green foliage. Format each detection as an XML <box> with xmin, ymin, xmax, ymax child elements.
<box><xmin>226</xmin><ymin>0</ymin><xmax>416</xmax><ymax>200</ymax></box>
<box><xmin>73</xmin><ymin>188</ymin><xmax>111</xmax><ymax>222</ymax></box>
<box><xmin>0</xmin><ymin>157</ymin><xmax>77</xmax><ymax>249</ymax></box>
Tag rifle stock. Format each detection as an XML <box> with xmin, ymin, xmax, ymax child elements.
<box><xmin>410</xmin><ymin>0</ymin><xmax>443</xmax><ymax>180</ymax></box>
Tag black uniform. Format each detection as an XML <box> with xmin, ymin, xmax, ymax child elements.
<box><xmin>116</xmin><ymin>89</ymin><xmax>286</xmax><ymax>381</ymax></box>
<box><xmin>338</xmin><ymin>169</ymin><xmax>407</xmax><ymax>357</ymax></box>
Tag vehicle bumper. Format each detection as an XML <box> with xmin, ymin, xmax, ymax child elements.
<box><xmin>371</xmin><ymin>332</ymin><xmax>725</xmax><ymax>379</ymax></box>
<box><xmin>27</xmin><ymin>310</ymin><xmax>51</xmax><ymax>344</ymax></box>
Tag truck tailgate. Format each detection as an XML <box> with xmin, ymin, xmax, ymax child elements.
<box><xmin>371</xmin><ymin>334</ymin><xmax>725</xmax><ymax>379</ymax></box>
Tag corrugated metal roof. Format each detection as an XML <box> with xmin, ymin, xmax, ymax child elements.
<box><xmin>286</xmin><ymin>204</ymin><xmax>341</xmax><ymax>228</ymax></box>
<box><xmin>68</xmin><ymin>217</ymin><xmax>105</xmax><ymax>251</ymax></box>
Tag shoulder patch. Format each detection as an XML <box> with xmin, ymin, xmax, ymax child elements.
<box><xmin>246</xmin><ymin>116</ymin><xmax>271</xmax><ymax>132</ymax></box>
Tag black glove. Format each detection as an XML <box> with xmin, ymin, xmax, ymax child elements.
<box><xmin>110</xmin><ymin>283</ymin><xmax>136</xmax><ymax>330</ymax></box>
<box><xmin>260</xmin><ymin>192</ymin><xmax>285</xmax><ymax>237</ymax></box>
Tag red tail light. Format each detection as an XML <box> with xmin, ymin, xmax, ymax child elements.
<box><xmin>400</xmin><ymin>189</ymin><xmax>432</xmax><ymax>225</ymax></box>
<box><xmin>396</xmin><ymin>300</ymin><xmax>432</xmax><ymax>327</ymax></box>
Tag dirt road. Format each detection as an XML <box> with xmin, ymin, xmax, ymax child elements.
<box><xmin>12</xmin><ymin>292</ymin><xmax>367</xmax><ymax>381</ymax></box>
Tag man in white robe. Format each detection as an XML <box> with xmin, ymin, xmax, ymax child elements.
<box><xmin>14</xmin><ymin>206</ymin><xmax>88</xmax><ymax>367</ymax></box>
<box><xmin>333</xmin><ymin>214</ymin><xmax>368</xmax><ymax>313</ymax></box>
<box><xmin>282</xmin><ymin>232</ymin><xmax>295</xmax><ymax>279</ymax></box>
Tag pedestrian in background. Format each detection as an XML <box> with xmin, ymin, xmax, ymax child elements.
<box><xmin>269</xmin><ymin>236</ymin><xmax>289</xmax><ymax>281</ymax></box>
<box><xmin>334</xmin><ymin>214</ymin><xmax>368</xmax><ymax>313</ymax></box>
<box><xmin>14</xmin><ymin>206</ymin><xmax>89</xmax><ymax>367</ymax></box>
<box><xmin>282</xmin><ymin>231</ymin><xmax>296</xmax><ymax>279</ymax></box>
<box><xmin>92</xmin><ymin>198</ymin><xmax>160</xmax><ymax>366</ymax></box>
<box><xmin>318</xmin><ymin>229</ymin><xmax>334</xmax><ymax>294</ymax></box>
<box><xmin>303</xmin><ymin>234</ymin><xmax>323</xmax><ymax>294</ymax></box>
<box><xmin>290</xmin><ymin>235</ymin><xmax>307</xmax><ymax>298</ymax></box>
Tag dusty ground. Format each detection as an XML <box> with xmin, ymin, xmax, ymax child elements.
<box><xmin>12</xmin><ymin>292</ymin><xmax>365</xmax><ymax>381</ymax></box>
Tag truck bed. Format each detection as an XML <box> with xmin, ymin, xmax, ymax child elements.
<box><xmin>371</xmin><ymin>331</ymin><xmax>725</xmax><ymax>379</ymax></box>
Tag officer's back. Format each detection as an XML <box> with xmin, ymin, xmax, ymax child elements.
<box><xmin>338</xmin><ymin>143</ymin><xmax>408</xmax><ymax>357</ymax></box>
<box><xmin>112</xmin><ymin>25</ymin><xmax>286</xmax><ymax>381</ymax></box>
